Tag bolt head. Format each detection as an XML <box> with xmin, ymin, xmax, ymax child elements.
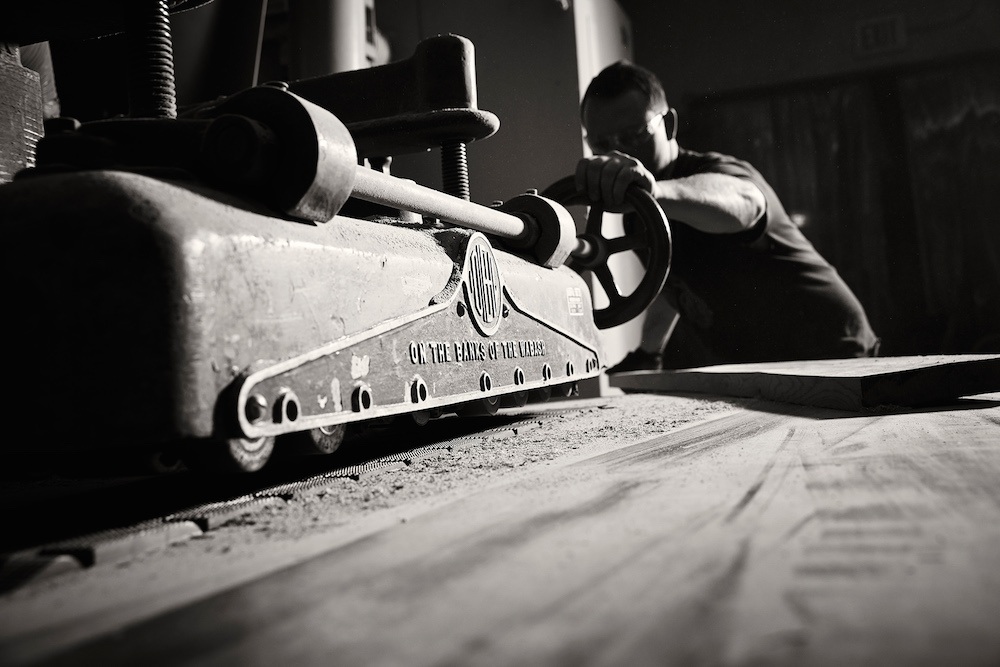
<box><xmin>245</xmin><ymin>393</ymin><xmax>268</xmax><ymax>424</ymax></box>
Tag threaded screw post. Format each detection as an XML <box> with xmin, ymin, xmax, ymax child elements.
<box><xmin>126</xmin><ymin>0</ymin><xmax>177</xmax><ymax>119</ymax></box>
<box><xmin>441</xmin><ymin>140</ymin><xmax>470</xmax><ymax>200</ymax></box>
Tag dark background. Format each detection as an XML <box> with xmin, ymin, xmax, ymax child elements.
<box><xmin>42</xmin><ymin>0</ymin><xmax>1000</xmax><ymax>357</ymax></box>
<box><xmin>619</xmin><ymin>0</ymin><xmax>1000</xmax><ymax>356</ymax></box>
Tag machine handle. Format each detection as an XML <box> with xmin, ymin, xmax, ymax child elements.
<box><xmin>351</xmin><ymin>166</ymin><xmax>536</xmax><ymax>245</ymax></box>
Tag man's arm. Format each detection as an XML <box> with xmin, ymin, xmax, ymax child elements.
<box><xmin>576</xmin><ymin>153</ymin><xmax>765</xmax><ymax>234</ymax></box>
<box><xmin>653</xmin><ymin>173</ymin><xmax>765</xmax><ymax>235</ymax></box>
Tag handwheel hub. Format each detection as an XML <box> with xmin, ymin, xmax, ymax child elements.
<box><xmin>570</xmin><ymin>233</ymin><xmax>608</xmax><ymax>272</ymax></box>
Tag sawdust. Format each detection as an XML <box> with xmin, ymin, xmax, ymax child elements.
<box><xmin>208</xmin><ymin>393</ymin><xmax>743</xmax><ymax>544</ymax></box>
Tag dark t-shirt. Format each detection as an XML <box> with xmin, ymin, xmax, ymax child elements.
<box><xmin>649</xmin><ymin>148</ymin><xmax>878</xmax><ymax>365</ymax></box>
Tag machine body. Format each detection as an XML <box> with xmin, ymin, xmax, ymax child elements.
<box><xmin>0</xmin><ymin>168</ymin><xmax>602</xmax><ymax>454</ymax></box>
<box><xmin>0</xmin><ymin>32</ymin><xmax>669</xmax><ymax>471</ymax></box>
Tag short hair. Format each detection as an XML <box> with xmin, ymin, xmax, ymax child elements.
<box><xmin>580</xmin><ymin>60</ymin><xmax>668</xmax><ymax>118</ymax></box>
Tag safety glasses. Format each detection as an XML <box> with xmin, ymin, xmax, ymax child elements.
<box><xmin>586</xmin><ymin>107</ymin><xmax>677</xmax><ymax>154</ymax></box>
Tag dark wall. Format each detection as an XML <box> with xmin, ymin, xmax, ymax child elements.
<box><xmin>374</xmin><ymin>0</ymin><xmax>584</xmax><ymax>204</ymax></box>
<box><xmin>620</xmin><ymin>0</ymin><xmax>1000</xmax><ymax>108</ymax></box>
<box><xmin>896</xmin><ymin>60</ymin><xmax>1000</xmax><ymax>353</ymax></box>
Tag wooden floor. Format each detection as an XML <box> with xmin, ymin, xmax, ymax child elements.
<box><xmin>12</xmin><ymin>391</ymin><xmax>1000</xmax><ymax>666</ymax></box>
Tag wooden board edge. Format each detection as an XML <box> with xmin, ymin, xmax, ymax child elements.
<box><xmin>860</xmin><ymin>356</ymin><xmax>1000</xmax><ymax>407</ymax></box>
<box><xmin>609</xmin><ymin>369</ymin><xmax>864</xmax><ymax>411</ymax></box>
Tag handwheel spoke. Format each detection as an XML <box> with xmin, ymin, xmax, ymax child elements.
<box><xmin>595</xmin><ymin>265</ymin><xmax>624</xmax><ymax>305</ymax></box>
<box><xmin>585</xmin><ymin>206</ymin><xmax>605</xmax><ymax>237</ymax></box>
<box><xmin>606</xmin><ymin>235</ymin><xmax>644</xmax><ymax>256</ymax></box>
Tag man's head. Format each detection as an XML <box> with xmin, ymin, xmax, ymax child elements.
<box><xmin>580</xmin><ymin>61</ymin><xmax>678</xmax><ymax>175</ymax></box>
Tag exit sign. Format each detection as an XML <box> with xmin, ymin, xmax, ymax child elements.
<box><xmin>854</xmin><ymin>14</ymin><xmax>908</xmax><ymax>57</ymax></box>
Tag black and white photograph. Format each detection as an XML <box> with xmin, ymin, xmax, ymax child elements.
<box><xmin>0</xmin><ymin>1</ymin><xmax>998</xmax><ymax>664</ymax></box>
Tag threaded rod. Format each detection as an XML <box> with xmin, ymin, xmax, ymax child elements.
<box><xmin>126</xmin><ymin>0</ymin><xmax>177</xmax><ymax>118</ymax></box>
<box><xmin>441</xmin><ymin>140</ymin><xmax>470</xmax><ymax>200</ymax></box>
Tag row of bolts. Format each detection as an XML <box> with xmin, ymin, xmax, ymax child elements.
<box><xmin>245</xmin><ymin>357</ymin><xmax>600</xmax><ymax>426</ymax></box>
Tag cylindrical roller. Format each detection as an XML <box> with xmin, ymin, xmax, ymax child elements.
<box><xmin>200</xmin><ymin>87</ymin><xmax>358</xmax><ymax>222</ymax></box>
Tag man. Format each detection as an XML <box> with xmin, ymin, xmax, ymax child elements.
<box><xmin>577</xmin><ymin>61</ymin><xmax>879</xmax><ymax>369</ymax></box>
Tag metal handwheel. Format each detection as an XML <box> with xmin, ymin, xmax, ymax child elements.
<box><xmin>542</xmin><ymin>175</ymin><xmax>672</xmax><ymax>330</ymax></box>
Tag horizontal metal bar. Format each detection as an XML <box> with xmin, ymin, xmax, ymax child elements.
<box><xmin>351</xmin><ymin>166</ymin><xmax>533</xmax><ymax>242</ymax></box>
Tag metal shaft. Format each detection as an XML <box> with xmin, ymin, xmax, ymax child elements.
<box><xmin>352</xmin><ymin>166</ymin><xmax>534</xmax><ymax>243</ymax></box>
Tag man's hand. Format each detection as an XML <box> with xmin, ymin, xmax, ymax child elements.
<box><xmin>575</xmin><ymin>151</ymin><xmax>656</xmax><ymax>212</ymax></box>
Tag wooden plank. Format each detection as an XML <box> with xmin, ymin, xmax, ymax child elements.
<box><xmin>609</xmin><ymin>354</ymin><xmax>1000</xmax><ymax>411</ymax></box>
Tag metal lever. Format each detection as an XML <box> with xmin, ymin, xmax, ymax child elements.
<box><xmin>352</xmin><ymin>167</ymin><xmax>531</xmax><ymax>242</ymax></box>
<box><xmin>351</xmin><ymin>166</ymin><xmax>579</xmax><ymax>268</ymax></box>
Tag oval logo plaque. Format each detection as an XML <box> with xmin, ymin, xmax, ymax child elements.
<box><xmin>463</xmin><ymin>235</ymin><xmax>503</xmax><ymax>337</ymax></box>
